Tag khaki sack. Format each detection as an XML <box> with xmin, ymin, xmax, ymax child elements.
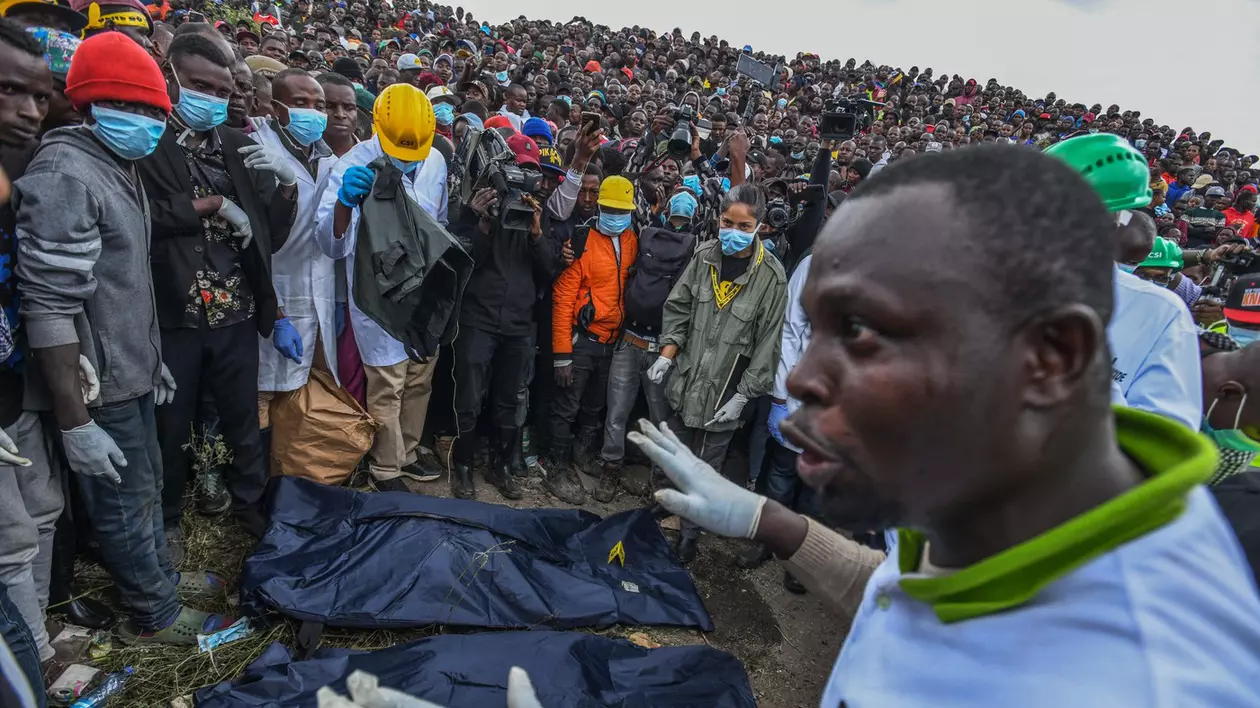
<box><xmin>269</xmin><ymin>368</ymin><xmax>377</xmax><ymax>485</ymax></box>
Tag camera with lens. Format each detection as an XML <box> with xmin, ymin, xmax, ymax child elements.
<box><xmin>667</xmin><ymin>99</ymin><xmax>700</xmax><ymax>159</ymax></box>
<box><xmin>819</xmin><ymin>96</ymin><xmax>883</xmax><ymax>142</ymax></box>
<box><xmin>484</xmin><ymin>161</ymin><xmax>541</xmax><ymax>231</ymax></box>
<box><xmin>1203</xmin><ymin>244</ymin><xmax>1259</xmax><ymax>296</ymax></box>
<box><xmin>765</xmin><ymin>197</ymin><xmax>792</xmax><ymax>230</ymax></box>
<box><xmin>451</xmin><ymin>127</ymin><xmax>541</xmax><ymax>232</ymax></box>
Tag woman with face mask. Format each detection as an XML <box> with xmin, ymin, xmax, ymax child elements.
<box><xmin>643</xmin><ymin>184</ymin><xmax>787</xmax><ymax>563</ymax></box>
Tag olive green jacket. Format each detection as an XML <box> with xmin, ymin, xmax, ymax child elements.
<box><xmin>661</xmin><ymin>238</ymin><xmax>787</xmax><ymax>431</ymax></box>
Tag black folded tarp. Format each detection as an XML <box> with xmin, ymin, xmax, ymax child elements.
<box><xmin>240</xmin><ymin>478</ymin><xmax>714</xmax><ymax>631</ymax></box>
<box><xmin>195</xmin><ymin>631</ymin><xmax>756</xmax><ymax>707</ymax></box>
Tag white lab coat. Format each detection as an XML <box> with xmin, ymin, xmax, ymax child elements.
<box><xmin>1106</xmin><ymin>268</ymin><xmax>1202</xmax><ymax>430</ymax></box>
<box><xmin>314</xmin><ymin>136</ymin><xmax>448</xmax><ymax>367</ymax></box>
<box><xmin>253</xmin><ymin>122</ymin><xmax>339</xmax><ymax>392</ymax></box>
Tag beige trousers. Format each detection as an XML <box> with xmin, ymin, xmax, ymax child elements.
<box><xmin>364</xmin><ymin>357</ymin><xmax>437</xmax><ymax>479</ymax></box>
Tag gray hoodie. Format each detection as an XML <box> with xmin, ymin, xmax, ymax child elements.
<box><xmin>14</xmin><ymin>126</ymin><xmax>161</xmax><ymax>407</ymax></box>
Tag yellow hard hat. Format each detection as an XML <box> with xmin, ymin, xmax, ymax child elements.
<box><xmin>373</xmin><ymin>83</ymin><xmax>435</xmax><ymax>162</ymax></box>
<box><xmin>597</xmin><ymin>175</ymin><xmax>635</xmax><ymax>211</ymax></box>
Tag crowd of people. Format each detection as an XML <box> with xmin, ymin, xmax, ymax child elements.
<box><xmin>0</xmin><ymin>0</ymin><xmax>1259</xmax><ymax>705</ymax></box>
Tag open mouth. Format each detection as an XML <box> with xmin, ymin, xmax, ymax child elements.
<box><xmin>779</xmin><ymin>418</ymin><xmax>849</xmax><ymax>487</ymax></box>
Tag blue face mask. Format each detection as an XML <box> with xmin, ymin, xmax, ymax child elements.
<box><xmin>790</xmin><ymin>150</ymin><xmax>805</xmax><ymax>160</ymax></box>
<box><xmin>1117</xmin><ymin>262</ymin><xmax>1138</xmax><ymax>274</ymax></box>
<box><xmin>598</xmin><ymin>211</ymin><xmax>631</xmax><ymax>235</ymax></box>
<box><xmin>495</xmin><ymin>70</ymin><xmax>509</xmax><ymax>83</ymax></box>
<box><xmin>1228</xmin><ymin>324</ymin><xmax>1260</xmax><ymax>347</ymax></box>
<box><xmin>718</xmin><ymin>226</ymin><xmax>756</xmax><ymax>255</ymax></box>
<box><xmin>433</xmin><ymin>103</ymin><xmax>455</xmax><ymax>125</ymax></box>
<box><xmin>681</xmin><ymin>174</ymin><xmax>701</xmax><ymax>195</ymax></box>
<box><xmin>89</xmin><ymin>105</ymin><xmax>166</xmax><ymax>160</ymax></box>
<box><xmin>280</xmin><ymin>104</ymin><xmax>327</xmax><ymax>146</ymax></box>
<box><xmin>389</xmin><ymin>156</ymin><xmax>419</xmax><ymax>173</ymax></box>
<box><xmin>776</xmin><ymin>98</ymin><xmax>787</xmax><ymax>109</ymax></box>
<box><xmin>716</xmin><ymin>87</ymin><xmax>726</xmax><ymax>96</ymax></box>
<box><xmin>1134</xmin><ymin>139</ymin><xmax>1147</xmax><ymax>149</ymax></box>
<box><xmin>172</xmin><ymin>70</ymin><xmax>229</xmax><ymax>131</ymax></box>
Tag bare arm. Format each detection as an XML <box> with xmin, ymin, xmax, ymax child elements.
<box><xmin>34</xmin><ymin>344</ymin><xmax>88</xmax><ymax>429</ymax></box>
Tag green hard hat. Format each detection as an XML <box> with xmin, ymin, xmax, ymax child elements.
<box><xmin>1044</xmin><ymin>133</ymin><xmax>1152</xmax><ymax>212</ymax></box>
<box><xmin>1139</xmin><ymin>237</ymin><xmax>1180</xmax><ymax>269</ymax></box>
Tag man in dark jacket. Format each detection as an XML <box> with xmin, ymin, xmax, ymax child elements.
<box><xmin>447</xmin><ymin>134</ymin><xmax>553</xmax><ymax>500</ymax></box>
<box><xmin>137</xmin><ymin>33</ymin><xmax>295</xmax><ymax>540</ymax></box>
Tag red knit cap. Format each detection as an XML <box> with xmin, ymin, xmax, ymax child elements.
<box><xmin>64</xmin><ymin>32</ymin><xmax>171</xmax><ymax>114</ymax></box>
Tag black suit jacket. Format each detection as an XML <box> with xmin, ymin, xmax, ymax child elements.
<box><xmin>138</xmin><ymin>125</ymin><xmax>295</xmax><ymax>337</ymax></box>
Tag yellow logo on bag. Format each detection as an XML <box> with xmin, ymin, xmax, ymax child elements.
<box><xmin>608</xmin><ymin>541</ymin><xmax>625</xmax><ymax>566</ymax></box>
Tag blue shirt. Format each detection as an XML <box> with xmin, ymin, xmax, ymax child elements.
<box><xmin>1167</xmin><ymin>181</ymin><xmax>1193</xmax><ymax>208</ymax></box>
<box><xmin>1107</xmin><ymin>268</ymin><xmax>1202</xmax><ymax>429</ymax></box>
<box><xmin>822</xmin><ymin>487</ymin><xmax>1260</xmax><ymax>707</ymax></box>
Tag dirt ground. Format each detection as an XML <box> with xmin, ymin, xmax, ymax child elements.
<box><xmin>59</xmin><ymin>457</ymin><xmax>840</xmax><ymax>707</ymax></box>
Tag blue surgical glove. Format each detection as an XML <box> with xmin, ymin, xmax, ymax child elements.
<box><xmin>335</xmin><ymin>301</ymin><xmax>347</xmax><ymax>338</ymax></box>
<box><xmin>272</xmin><ymin>316</ymin><xmax>304</xmax><ymax>364</ymax></box>
<box><xmin>767</xmin><ymin>402</ymin><xmax>789</xmax><ymax>446</ymax></box>
<box><xmin>337</xmin><ymin>165</ymin><xmax>375</xmax><ymax>207</ymax></box>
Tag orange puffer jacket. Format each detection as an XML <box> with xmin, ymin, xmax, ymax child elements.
<box><xmin>552</xmin><ymin>226</ymin><xmax>638</xmax><ymax>357</ymax></box>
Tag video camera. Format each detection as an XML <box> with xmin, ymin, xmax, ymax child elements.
<box><xmin>819</xmin><ymin>96</ymin><xmax>884</xmax><ymax>142</ymax></box>
<box><xmin>484</xmin><ymin>161</ymin><xmax>541</xmax><ymax>231</ymax></box>
<box><xmin>667</xmin><ymin>96</ymin><xmax>700</xmax><ymax>160</ymax></box>
<box><xmin>1204</xmin><ymin>248</ymin><xmax>1260</xmax><ymax>296</ymax></box>
<box><xmin>451</xmin><ymin>127</ymin><xmax>541</xmax><ymax>232</ymax></box>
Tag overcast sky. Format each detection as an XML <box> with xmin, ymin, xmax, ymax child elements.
<box><xmin>463</xmin><ymin>0</ymin><xmax>1260</xmax><ymax>154</ymax></box>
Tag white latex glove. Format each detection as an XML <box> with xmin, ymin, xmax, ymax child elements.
<box><xmin>628</xmin><ymin>419</ymin><xmax>766</xmax><ymax>539</ymax></box>
<box><xmin>0</xmin><ymin>426</ymin><xmax>31</xmax><ymax>467</ymax></box>
<box><xmin>706</xmin><ymin>392</ymin><xmax>749</xmax><ymax>426</ymax></box>
<box><xmin>61</xmin><ymin>420</ymin><xmax>125</xmax><ymax>484</ymax></box>
<box><xmin>315</xmin><ymin>668</ymin><xmax>543</xmax><ymax>708</ymax></box>
<box><xmin>645</xmin><ymin>355</ymin><xmax>672</xmax><ymax>384</ymax></box>
<box><xmin>78</xmin><ymin>355</ymin><xmax>99</xmax><ymax>404</ymax></box>
<box><xmin>155</xmin><ymin>363</ymin><xmax>177</xmax><ymax>406</ymax></box>
<box><xmin>238</xmin><ymin>144</ymin><xmax>299</xmax><ymax>186</ymax></box>
<box><xmin>217</xmin><ymin>198</ymin><xmax>254</xmax><ymax>250</ymax></box>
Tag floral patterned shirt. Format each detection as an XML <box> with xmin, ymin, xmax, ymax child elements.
<box><xmin>178</xmin><ymin>130</ymin><xmax>255</xmax><ymax>329</ymax></box>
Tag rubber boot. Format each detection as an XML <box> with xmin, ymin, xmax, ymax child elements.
<box><xmin>784</xmin><ymin>571</ymin><xmax>807</xmax><ymax>595</ymax></box>
<box><xmin>543</xmin><ymin>443</ymin><xmax>586</xmax><ymax>504</ymax></box>
<box><xmin>573</xmin><ymin>428</ymin><xmax>598</xmax><ymax>473</ymax></box>
<box><xmin>50</xmin><ymin>512</ymin><xmax>114</xmax><ymax>629</ymax></box>
<box><xmin>450</xmin><ymin>433</ymin><xmax>477</xmax><ymax>499</ymax></box>
<box><xmin>592</xmin><ymin>459</ymin><xmax>620</xmax><ymax>503</ymax></box>
<box><xmin>510</xmin><ymin>428</ymin><xmax>527</xmax><ymax>476</ymax></box>
<box><xmin>487</xmin><ymin>429</ymin><xmax>523</xmax><ymax>500</ymax></box>
<box><xmin>735</xmin><ymin>543</ymin><xmax>772</xmax><ymax>570</ymax></box>
<box><xmin>674</xmin><ymin>530</ymin><xmax>700</xmax><ymax>565</ymax></box>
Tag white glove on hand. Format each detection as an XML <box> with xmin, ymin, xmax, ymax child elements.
<box><xmin>706</xmin><ymin>392</ymin><xmax>749</xmax><ymax>426</ymax></box>
<box><xmin>156</xmin><ymin>363</ymin><xmax>177</xmax><ymax>406</ymax></box>
<box><xmin>239</xmin><ymin>144</ymin><xmax>299</xmax><ymax>186</ymax></box>
<box><xmin>217</xmin><ymin>198</ymin><xmax>254</xmax><ymax>250</ymax></box>
<box><xmin>0</xmin><ymin>426</ymin><xmax>31</xmax><ymax>467</ymax></box>
<box><xmin>78</xmin><ymin>355</ymin><xmax>99</xmax><ymax>404</ymax></box>
<box><xmin>628</xmin><ymin>419</ymin><xmax>767</xmax><ymax>539</ymax></box>
<box><xmin>645</xmin><ymin>355</ymin><xmax>672</xmax><ymax>384</ymax></box>
<box><xmin>315</xmin><ymin>668</ymin><xmax>543</xmax><ymax>708</ymax></box>
<box><xmin>61</xmin><ymin>420</ymin><xmax>125</xmax><ymax>484</ymax></box>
